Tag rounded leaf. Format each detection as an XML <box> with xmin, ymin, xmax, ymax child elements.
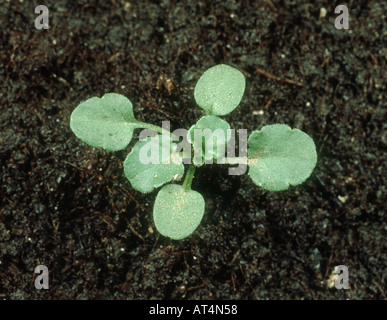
<box><xmin>124</xmin><ymin>135</ymin><xmax>184</xmax><ymax>193</ymax></box>
<box><xmin>194</xmin><ymin>64</ymin><xmax>245</xmax><ymax>116</ymax></box>
<box><xmin>70</xmin><ymin>93</ymin><xmax>141</xmax><ymax>151</ymax></box>
<box><xmin>153</xmin><ymin>184</ymin><xmax>205</xmax><ymax>240</ymax></box>
<box><xmin>248</xmin><ymin>124</ymin><xmax>317</xmax><ymax>191</ymax></box>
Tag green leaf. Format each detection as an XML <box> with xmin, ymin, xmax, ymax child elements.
<box><xmin>70</xmin><ymin>93</ymin><xmax>142</xmax><ymax>151</ymax></box>
<box><xmin>247</xmin><ymin>124</ymin><xmax>317</xmax><ymax>191</ymax></box>
<box><xmin>187</xmin><ymin>115</ymin><xmax>231</xmax><ymax>166</ymax></box>
<box><xmin>124</xmin><ymin>135</ymin><xmax>184</xmax><ymax>193</ymax></box>
<box><xmin>153</xmin><ymin>184</ymin><xmax>205</xmax><ymax>240</ymax></box>
<box><xmin>194</xmin><ymin>64</ymin><xmax>245</xmax><ymax>116</ymax></box>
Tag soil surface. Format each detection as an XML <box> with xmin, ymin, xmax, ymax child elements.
<box><xmin>1</xmin><ymin>0</ymin><xmax>386</xmax><ymax>299</ymax></box>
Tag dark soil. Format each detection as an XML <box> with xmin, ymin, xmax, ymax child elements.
<box><xmin>1</xmin><ymin>0</ymin><xmax>386</xmax><ymax>300</ymax></box>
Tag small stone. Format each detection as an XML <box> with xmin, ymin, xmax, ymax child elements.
<box><xmin>252</xmin><ymin>110</ymin><xmax>264</xmax><ymax>115</ymax></box>
<box><xmin>319</xmin><ymin>8</ymin><xmax>327</xmax><ymax>19</ymax></box>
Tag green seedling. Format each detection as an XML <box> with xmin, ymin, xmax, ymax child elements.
<box><xmin>70</xmin><ymin>64</ymin><xmax>317</xmax><ymax>240</ymax></box>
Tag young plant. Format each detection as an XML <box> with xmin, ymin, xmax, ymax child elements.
<box><xmin>70</xmin><ymin>64</ymin><xmax>317</xmax><ymax>240</ymax></box>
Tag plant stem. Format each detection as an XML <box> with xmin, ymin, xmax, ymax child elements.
<box><xmin>136</xmin><ymin>121</ymin><xmax>168</xmax><ymax>135</ymax></box>
<box><xmin>182</xmin><ymin>165</ymin><xmax>196</xmax><ymax>191</ymax></box>
<box><xmin>136</xmin><ymin>121</ymin><xmax>179</xmax><ymax>140</ymax></box>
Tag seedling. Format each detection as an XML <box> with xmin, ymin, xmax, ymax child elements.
<box><xmin>70</xmin><ymin>64</ymin><xmax>317</xmax><ymax>240</ymax></box>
